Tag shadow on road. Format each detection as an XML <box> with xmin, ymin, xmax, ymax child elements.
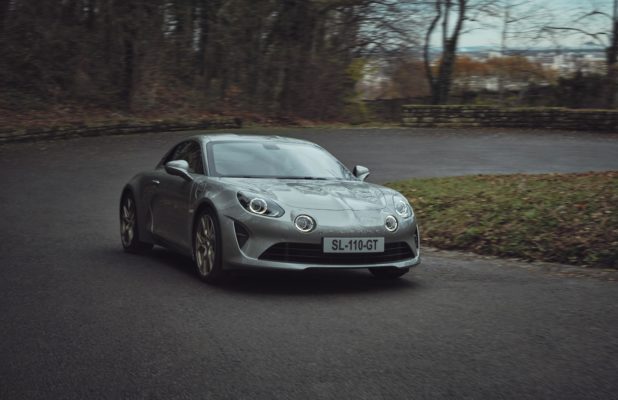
<box><xmin>141</xmin><ymin>247</ymin><xmax>418</xmax><ymax>296</ymax></box>
<box><xmin>143</xmin><ymin>247</ymin><xmax>196</xmax><ymax>277</ymax></box>
<box><xmin>223</xmin><ymin>269</ymin><xmax>417</xmax><ymax>296</ymax></box>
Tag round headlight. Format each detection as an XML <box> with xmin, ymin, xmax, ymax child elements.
<box><xmin>237</xmin><ymin>192</ymin><xmax>284</xmax><ymax>217</ymax></box>
<box><xmin>385</xmin><ymin>215</ymin><xmax>398</xmax><ymax>232</ymax></box>
<box><xmin>249</xmin><ymin>198</ymin><xmax>268</xmax><ymax>215</ymax></box>
<box><xmin>395</xmin><ymin>200</ymin><xmax>411</xmax><ymax>218</ymax></box>
<box><xmin>295</xmin><ymin>215</ymin><xmax>315</xmax><ymax>232</ymax></box>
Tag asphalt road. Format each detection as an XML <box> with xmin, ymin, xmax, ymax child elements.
<box><xmin>1</xmin><ymin>128</ymin><xmax>617</xmax><ymax>399</ymax></box>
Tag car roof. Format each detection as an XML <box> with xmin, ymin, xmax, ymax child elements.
<box><xmin>186</xmin><ymin>133</ymin><xmax>314</xmax><ymax>146</ymax></box>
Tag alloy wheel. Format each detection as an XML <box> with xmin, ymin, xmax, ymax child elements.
<box><xmin>195</xmin><ymin>214</ymin><xmax>216</xmax><ymax>276</ymax></box>
<box><xmin>120</xmin><ymin>197</ymin><xmax>136</xmax><ymax>247</ymax></box>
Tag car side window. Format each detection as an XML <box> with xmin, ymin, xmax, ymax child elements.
<box><xmin>170</xmin><ymin>141</ymin><xmax>205</xmax><ymax>175</ymax></box>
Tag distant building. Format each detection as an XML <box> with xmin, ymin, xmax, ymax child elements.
<box><xmin>461</xmin><ymin>48</ymin><xmax>606</xmax><ymax>76</ymax></box>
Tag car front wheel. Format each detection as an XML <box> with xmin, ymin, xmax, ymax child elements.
<box><xmin>194</xmin><ymin>209</ymin><xmax>224</xmax><ymax>284</ymax></box>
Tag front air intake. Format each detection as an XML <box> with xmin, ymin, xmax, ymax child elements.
<box><xmin>259</xmin><ymin>242</ymin><xmax>414</xmax><ymax>265</ymax></box>
<box><xmin>234</xmin><ymin>221</ymin><xmax>250</xmax><ymax>249</ymax></box>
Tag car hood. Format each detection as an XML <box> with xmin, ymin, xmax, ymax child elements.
<box><xmin>219</xmin><ymin>178</ymin><xmax>387</xmax><ymax>211</ymax></box>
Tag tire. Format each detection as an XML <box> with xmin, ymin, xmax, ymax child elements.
<box><xmin>193</xmin><ymin>208</ymin><xmax>225</xmax><ymax>284</ymax></box>
<box><xmin>369</xmin><ymin>267</ymin><xmax>409</xmax><ymax>279</ymax></box>
<box><xmin>120</xmin><ymin>192</ymin><xmax>153</xmax><ymax>253</ymax></box>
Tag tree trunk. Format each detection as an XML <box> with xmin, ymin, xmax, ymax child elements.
<box><xmin>428</xmin><ymin>0</ymin><xmax>466</xmax><ymax>104</ymax></box>
<box><xmin>121</xmin><ymin>0</ymin><xmax>138</xmax><ymax>110</ymax></box>
<box><xmin>273</xmin><ymin>0</ymin><xmax>316</xmax><ymax>113</ymax></box>
<box><xmin>122</xmin><ymin>37</ymin><xmax>135</xmax><ymax>109</ymax></box>
<box><xmin>86</xmin><ymin>0</ymin><xmax>96</xmax><ymax>29</ymax></box>
<box><xmin>423</xmin><ymin>0</ymin><xmax>442</xmax><ymax>105</ymax></box>
<box><xmin>433</xmin><ymin>47</ymin><xmax>456</xmax><ymax>104</ymax></box>
<box><xmin>0</xmin><ymin>0</ymin><xmax>11</xmax><ymax>32</ymax></box>
<box><xmin>605</xmin><ymin>11</ymin><xmax>618</xmax><ymax>108</ymax></box>
<box><xmin>197</xmin><ymin>0</ymin><xmax>209</xmax><ymax>77</ymax></box>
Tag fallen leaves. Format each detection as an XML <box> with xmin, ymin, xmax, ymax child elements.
<box><xmin>387</xmin><ymin>171</ymin><xmax>618</xmax><ymax>269</ymax></box>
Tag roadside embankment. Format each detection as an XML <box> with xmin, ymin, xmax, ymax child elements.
<box><xmin>387</xmin><ymin>171</ymin><xmax>618</xmax><ymax>268</ymax></box>
<box><xmin>0</xmin><ymin>117</ymin><xmax>242</xmax><ymax>144</ymax></box>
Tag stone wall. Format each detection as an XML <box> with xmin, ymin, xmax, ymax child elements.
<box><xmin>402</xmin><ymin>105</ymin><xmax>618</xmax><ymax>132</ymax></box>
<box><xmin>0</xmin><ymin>117</ymin><xmax>242</xmax><ymax>144</ymax></box>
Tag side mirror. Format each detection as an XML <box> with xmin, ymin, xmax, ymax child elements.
<box><xmin>353</xmin><ymin>165</ymin><xmax>370</xmax><ymax>181</ymax></box>
<box><xmin>165</xmin><ymin>160</ymin><xmax>193</xmax><ymax>182</ymax></box>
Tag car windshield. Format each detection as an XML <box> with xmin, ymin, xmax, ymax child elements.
<box><xmin>207</xmin><ymin>141</ymin><xmax>355</xmax><ymax>180</ymax></box>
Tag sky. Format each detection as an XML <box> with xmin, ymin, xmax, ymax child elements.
<box><xmin>456</xmin><ymin>0</ymin><xmax>613</xmax><ymax>49</ymax></box>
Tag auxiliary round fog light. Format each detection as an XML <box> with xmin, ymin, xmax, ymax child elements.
<box><xmin>295</xmin><ymin>215</ymin><xmax>315</xmax><ymax>232</ymax></box>
<box><xmin>249</xmin><ymin>198</ymin><xmax>268</xmax><ymax>215</ymax></box>
<box><xmin>385</xmin><ymin>215</ymin><xmax>398</xmax><ymax>232</ymax></box>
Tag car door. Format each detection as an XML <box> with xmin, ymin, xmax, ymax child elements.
<box><xmin>151</xmin><ymin>141</ymin><xmax>205</xmax><ymax>250</ymax></box>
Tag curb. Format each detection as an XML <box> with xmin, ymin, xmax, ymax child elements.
<box><xmin>0</xmin><ymin>117</ymin><xmax>243</xmax><ymax>145</ymax></box>
<box><xmin>422</xmin><ymin>247</ymin><xmax>618</xmax><ymax>281</ymax></box>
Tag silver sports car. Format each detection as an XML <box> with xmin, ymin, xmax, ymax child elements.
<box><xmin>120</xmin><ymin>134</ymin><xmax>420</xmax><ymax>283</ymax></box>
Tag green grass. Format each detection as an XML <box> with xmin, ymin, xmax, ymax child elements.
<box><xmin>386</xmin><ymin>172</ymin><xmax>618</xmax><ymax>268</ymax></box>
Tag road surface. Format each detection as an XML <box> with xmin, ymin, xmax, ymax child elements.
<box><xmin>1</xmin><ymin>128</ymin><xmax>617</xmax><ymax>399</ymax></box>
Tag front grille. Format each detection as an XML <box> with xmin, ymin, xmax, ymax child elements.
<box><xmin>259</xmin><ymin>242</ymin><xmax>415</xmax><ymax>265</ymax></box>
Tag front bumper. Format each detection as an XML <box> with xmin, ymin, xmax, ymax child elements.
<box><xmin>218</xmin><ymin>208</ymin><xmax>421</xmax><ymax>271</ymax></box>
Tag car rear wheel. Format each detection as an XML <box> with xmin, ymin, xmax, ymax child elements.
<box><xmin>369</xmin><ymin>267</ymin><xmax>409</xmax><ymax>279</ymax></box>
<box><xmin>120</xmin><ymin>193</ymin><xmax>153</xmax><ymax>253</ymax></box>
<box><xmin>194</xmin><ymin>209</ymin><xmax>224</xmax><ymax>284</ymax></box>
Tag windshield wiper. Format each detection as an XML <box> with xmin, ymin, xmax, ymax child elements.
<box><xmin>222</xmin><ymin>175</ymin><xmax>331</xmax><ymax>180</ymax></box>
<box><xmin>275</xmin><ymin>176</ymin><xmax>330</xmax><ymax>180</ymax></box>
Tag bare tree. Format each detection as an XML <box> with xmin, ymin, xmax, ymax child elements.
<box><xmin>542</xmin><ymin>0</ymin><xmax>618</xmax><ymax>108</ymax></box>
<box><xmin>0</xmin><ymin>0</ymin><xmax>421</xmax><ymax>118</ymax></box>
<box><xmin>490</xmin><ymin>0</ymin><xmax>549</xmax><ymax>103</ymax></box>
<box><xmin>422</xmin><ymin>0</ymin><xmax>466</xmax><ymax>104</ymax></box>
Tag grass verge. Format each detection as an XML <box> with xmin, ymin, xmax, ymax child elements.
<box><xmin>386</xmin><ymin>172</ymin><xmax>618</xmax><ymax>268</ymax></box>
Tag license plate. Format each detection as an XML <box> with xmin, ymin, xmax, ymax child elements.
<box><xmin>323</xmin><ymin>237</ymin><xmax>384</xmax><ymax>253</ymax></box>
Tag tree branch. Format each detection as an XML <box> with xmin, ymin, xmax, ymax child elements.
<box><xmin>423</xmin><ymin>0</ymin><xmax>442</xmax><ymax>88</ymax></box>
<box><xmin>575</xmin><ymin>10</ymin><xmax>612</xmax><ymax>23</ymax></box>
<box><xmin>543</xmin><ymin>26</ymin><xmax>609</xmax><ymax>46</ymax></box>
